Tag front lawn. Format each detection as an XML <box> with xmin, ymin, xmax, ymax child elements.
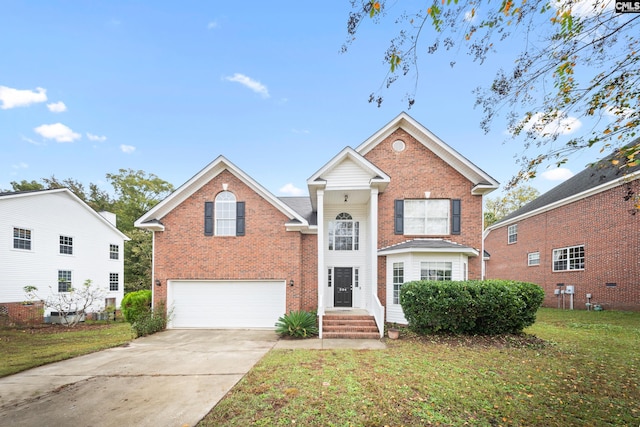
<box><xmin>199</xmin><ymin>308</ymin><xmax>640</xmax><ymax>426</ymax></box>
<box><xmin>0</xmin><ymin>321</ymin><xmax>134</xmax><ymax>377</ymax></box>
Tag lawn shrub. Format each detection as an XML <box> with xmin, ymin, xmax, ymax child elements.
<box><xmin>400</xmin><ymin>280</ymin><xmax>544</xmax><ymax>335</ymax></box>
<box><xmin>275</xmin><ymin>310</ymin><xmax>318</xmax><ymax>338</ymax></box>
<box><xmin>131</xmin><ymin>302</ymin><xmax>169</xmax><ymax>337</ymax></box>
<box><xmin>120</xmin><ymin>289</ymin><xmax>151</xmax><ymax>324</ymax></box>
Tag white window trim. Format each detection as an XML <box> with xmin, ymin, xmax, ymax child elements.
<box><xmin>328</xmin><ymin>213</ymin><xmax>359</xmax><ymax>251</ymax></box>
<box><xmin>59</xmin><ymin>235</ymin><xmax>74</xmax><ymax>256</ymax></box>
<box><xmin>552</xmin><ymin>245</ymin><xmax>585</xmax><ymax>272</ymax></box>
<box><xmin>528</xmin><ymin>251</ymin><xmax>540</xmax><ymax>266</ymax></box>
<box><xmin>404</xmin><ymin>199</ymin><xmax>450</xmax><ymax>235</ymax></box>
<box><xmin>508</xmin><ymin>224</ymin><xmax>518</xmax><ymax>244</ymax></box>
<box><xmin>392</xmin><ymin>262</ymin><xmax>404</xmax><ymax>305</ymax></box>
<box><xmin>215</xmin><ymin>191</ymin><xmax>236</xmax><ymax>236</ymax></box>
<box><xmin>13</xmin><ymin>227</ymin><xmax>33</xmax><ymax>251</ymax></box>
<box><xmin>109</xmin><ymin>244</ymin><xmax>120</xmax><ymax>260</ymax></box>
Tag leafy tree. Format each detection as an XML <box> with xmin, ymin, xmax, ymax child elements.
<box><xmin>484</xmin><ymin>185</ymin><xmax>540</xmax><ymax>227</ymax></box>
<box><xmin>106</xmin><ymin>169</ymin><xmax>174</xmax><ymax>292</ymax></box>
<box><xmin>8</xmin><ymin>180</ymin><xmax>45</xmax><ymax>191</ymax></box>
<box><xmin>344</xmin><ymin>1</ymin><xmax>639</xmax><ymax>188</ymax></box>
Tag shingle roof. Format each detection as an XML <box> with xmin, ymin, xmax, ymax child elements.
<box><xmin>378</xmin><ymin>238</ymin><xmax>477</xmax><ymax>254</ymax></box>
<box><xmin>278</xmin><ymin>197</ymin><xmax>316</xmax><ymax>225</ymax></box>
<box><xmin>495</xmin><ymin>140</ymin><xmax>640</xmax><ymax>225</ymax></box>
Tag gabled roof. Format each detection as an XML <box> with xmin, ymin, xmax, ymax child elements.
<box><xmin>487</xmin><ymin>140</ymin><xmax>640</xmax><ymax>230</ymax></box>
<box><xmin>357</xmin><ymin>112</ymin><xmax>499</xmax><ymax>195</ymax></box>
<box><xmin>0</xmin><ymin>188</ymin><xmax>129</xmax><ymax>241</ymax></box>
<box><xmin>378</xmin><ymin>238</ymin><xmax>479</xmax><ymax>257</ymax></box>
<box><xmin>135</xmin><ymin>155</ymin><xmax>310</xmax><ymax>232</ymax></box>
<box><xmin>307</xmin><ymin>146</ymin><xmax>391</xmax><ymax>210</ymax></box>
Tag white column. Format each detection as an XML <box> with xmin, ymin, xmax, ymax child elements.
<box><xmin>369</xmin><ymin>187</ymin><xmax>379</xmax><ymax>307</ymax></box>
<box><xmin>316</xmin><ymin>189</ymin><xmax>325</xmax><ymax>312</ymax></box>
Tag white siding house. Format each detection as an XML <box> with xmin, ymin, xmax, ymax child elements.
<box><xmin>0</xmin><ymin>189</ymin><xmax>129</xmax><ymax>321</ymax></box>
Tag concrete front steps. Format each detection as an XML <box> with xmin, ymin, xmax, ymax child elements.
<box><xmin>322</xmin><ymin>314</ymin><xmax>380</xmax><ymax>339</ymax></box>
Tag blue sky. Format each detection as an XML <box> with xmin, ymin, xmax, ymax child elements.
<box><xmin>1</xmin><ymin>1</ymin><xmax>603</xmax><ymax>199</ymax></box>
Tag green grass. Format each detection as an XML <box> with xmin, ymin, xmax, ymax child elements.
<box><xmin>199</xmin><ymin>308</ymin><xmax>640</xmax><ymax>426</ymax></box>
<box><xmin>0</xmin><ymin>321</ymin><xmax>134</xmax><ymax>377</ymax></box>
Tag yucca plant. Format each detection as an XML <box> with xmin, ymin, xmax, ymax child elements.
<box><xmin>275</xmin><ymin>310</ymin><xmax>318</xmax><ymax>338</ymax></box>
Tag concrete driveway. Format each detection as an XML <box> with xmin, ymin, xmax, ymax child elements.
<box><xmin>0</xmin><ymin>329</ymin><xmax>278</xmax><ymax>427</ymax></box>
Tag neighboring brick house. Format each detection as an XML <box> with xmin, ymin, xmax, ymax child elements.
<box><xmin>484</xmin><ymin>144</ymin><xmax>640</xmax><ymax>311</ymax></box>
<box><xmin>0</xmin><ymin>188</ymin><xmax>128</xmax><ymax>325</ymax></box>
<box><xmin>135</xmin><ymin>113</ymin><xmax>499</xmax><ymax>335</ymax></box>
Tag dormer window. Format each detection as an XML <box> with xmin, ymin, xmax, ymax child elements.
<box><xmin>328</xmin><ymin>212</ymin><xmax>359</xmax><ymax>251</ymax></box>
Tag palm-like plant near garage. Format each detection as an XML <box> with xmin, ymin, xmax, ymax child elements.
<box><xmin>275</xmin><ymin>310</ymin><xmax>319</xmax><ymax>338</ymax></box>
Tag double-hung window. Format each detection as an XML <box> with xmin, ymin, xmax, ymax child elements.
<box><xmin>420</xmin><ymin>262</ymin><xmax>452</xmax><ymax>281</ymax></box>
<box><xmin>109</xmin><ymin>273</ymin><xmax>119</xmax><ymax>291</ymax></box>
<box><xmin>58</xmin><ymin>270</ymin><xmax>72</xmax><ymax>292</ymax></box>
<box><xmin>60</xmin><ymin>235</ymin><xmax>73</xmax><ymax>255</ymax></box>
<box><xmin>110</xmin><ymin>244</ymin><xmax>119</xmax><ymax>260</ymax></box>
<box><xmin>508</xmin><ymin>224</ymin><xmax>518</xmax><ymax>244</ymax></box>
<box><xmin>328</xmin><ymin>213</ymin><xmax>359</xmax><ymax>251</ymax></box>
<box><xmin>13</xmin><ymin>227</ymin><xmax>31</xmax><ymax>250</ymax></box>
<box><xmin>528</xmin><ymin>252</ymin><xmax>540</xmax><ymax>266</ymax></box>
<box><xmin>404</xmin><ymin>199</ymin><xmax>450</xmax><ymax>235</ymax></box>
<box><xmin>553</xmin><ymin>245</ymin><xmax>585</xmax><ymax>271</ymax></box>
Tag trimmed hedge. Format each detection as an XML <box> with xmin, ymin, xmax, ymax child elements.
<box><xmin>120</xmin><ymin>289</ymin><xmax>152</xmax><ymax>324</ymax></box>
<box><xmin>400</xmin><ymin>280</ymin><xmax>544</xmax><ymax>335</ymax></box>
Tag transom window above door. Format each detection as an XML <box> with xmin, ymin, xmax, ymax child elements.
<box><xmin>328</xmin><ymin>212</ymin><xmax>359</xmax><ymax>251</ymax></box>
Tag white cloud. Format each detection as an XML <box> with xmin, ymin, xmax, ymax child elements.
<box><xmin>47</xmin><ymin>101</ymin><xmax>67</xmax><ymax>113</ymax></box>
<box><xmin>207</xmin><ymin>20</ymin><xmax>219</xmax><ymax>29</ymax></box>
<box><xmin>0</xmin><ymin>86</ymin><xmax>47</xmax><ymax>109</ymax></box>
<box><xmin>464</xmin><ymin>8</ymin><xmax>478</xmax><ymax>22</ymax></box>
<box><xmin>518</xmin><ymin>111</ymin><xmax>582</xmax><ymax>137</ymax></box>
<box><xmin>291</xmin><ymin>128</ymin><xmax>310</xmax><ymax>134</ymax></box>
<box><xmin>34</xmin><ymin>123</ymin><xmax>81</xmax><ymax>142</ymax></box>
<box><xmin>12</xmin><ymin>162</ymin><xmax>28</xmax><ymax>170</ymax></box>
<box><xmin>120</xmin><ymin>144</ymin><xmax>135</xmax><ymax>154</ymax></box>
<box><xmin>87</xmin><ymin>133</ymin><xmax>107</xmax><ymax>142</ymax></box>
<box><xmin>21</xmin><ymin>135</ymin><xmax>45</xmax><ymax>146</ymax></box>
<box><xmin>279</xmin><ymin>183</ymin><xmax>305</xmax><ymax>196</ymax></box>
<box><xmin>541</xmin><ymin>167</ymin><xmax>574</xmax><ymax>181</ymax></box>
<box><xmin>224</xmin><ymin>73</ymin><xmax>270</xmax><ymax>98</ymax></box>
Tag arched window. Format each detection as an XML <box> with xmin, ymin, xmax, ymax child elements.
<box><xmin>215</xmin><ymin>191</ymin><xmax>236</xmax><ymax>236</ymax></box>
<box><xmin>328</xmin><ymin>212</ymin><xmax>359</xmax><ymax>251</ymax></box>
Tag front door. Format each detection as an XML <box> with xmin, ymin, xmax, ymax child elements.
<box><xmin>334</xmin><ymin>267</ymin><xmax>353</xmax><ymax>307</ymax></box>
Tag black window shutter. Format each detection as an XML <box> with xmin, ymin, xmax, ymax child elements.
<box><xmin>204</xmin><ymin>202</ymin><xmax>213</xmax><ymax>236</ymax></box>
<box><xmin>236</xmin><ymin>201</ymin><xmax>245</xmax><ymax>236</ymax></box>
<box><xmin>204</xmin><ymin>202</ymin><xmax>214</xmax><ymax>236</ymax></box>
<box><xmin>451</xmin><ymin>199</ymin><xmax>461</xmax><ymax>235</ymax></box>
<box><xmin>394</xmin><ymin>199</ymin><xmax>404</xmax><ymax>235</ymax></box>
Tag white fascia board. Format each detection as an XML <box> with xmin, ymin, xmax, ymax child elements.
<box><xmin>485</xmin><ymin>170</ymin><xmax>640</xmax><ymax>232</ymax></box>
<box><xmin>135</xmin><ymin>155</ymin><xmax>308</xmax><ymax>229</ymax></box>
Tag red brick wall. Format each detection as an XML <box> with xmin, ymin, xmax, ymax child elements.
<box><xmin>485</xmin><ymin>180</ymin><xmax>640</xmax><ymax>311</ymax></box>
<box><xmin>153</xmin><ymin>170</ymin><xmax>317</xmax><ymax>313</ymax></box>
<box><xmin>364</xmin><ymin>129</ymin><xmax>486</xmax><ymax>293</ymax></box>
<box><xmin>0</xmin><ymin>301</ymin><xmax>44</xmax><ymax>326</ymax></box>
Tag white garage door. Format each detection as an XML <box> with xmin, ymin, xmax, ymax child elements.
<box><xmin>168</xmin><ymin>280</ymin><xmax>286</xmax><ymax>328</ymax></box>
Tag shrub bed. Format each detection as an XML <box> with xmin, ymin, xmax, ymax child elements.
<box><xmin>400</xmin><ymin>280</ymin><xmax>544</xmax><ymax>335</ymax></box>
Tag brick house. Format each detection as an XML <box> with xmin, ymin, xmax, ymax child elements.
<box><xmin>135</xmin><ymin>113</ymin><xmax>499</xmax><ymax>336</ymax></box>
<box><xmin>484</xmin><ymin>144</ymin><xmax>640</xmax><ymax>311</ymax></box>
<box><xmin>0</xmin><ymin>189</ymin><xmax>128</xmax><ymax>325</ymax></box>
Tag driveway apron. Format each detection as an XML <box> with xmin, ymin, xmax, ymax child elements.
<box><xmin>0</xmin><ymin>329</ymin><xmax>278</xmax><ymax>427</ymax></box>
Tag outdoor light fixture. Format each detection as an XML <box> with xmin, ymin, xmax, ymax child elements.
<box><xmin>289</xmin><ymin>279</ymin><xmax>294</xmax><ymax>287</ymax></box>
<box><xmin>344</xmin><ymin>194</ymin><xmax>348</xmax><ymax>202</ymax></box>
<box><xmin>155</xmin><ymin>279</ymin><xmax>161</xmax><ymax>287</ymax></box>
